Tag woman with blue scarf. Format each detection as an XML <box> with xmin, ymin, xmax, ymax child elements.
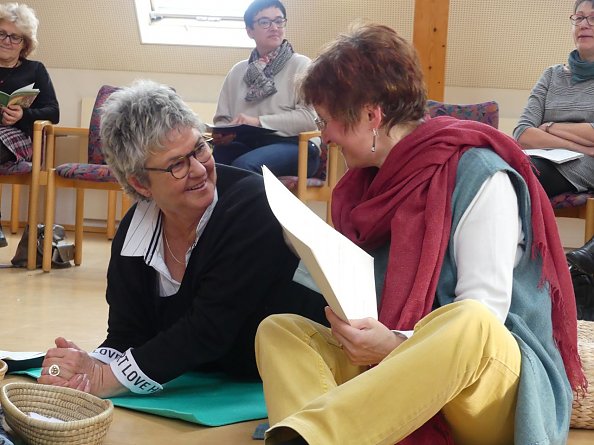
<box><xmin>212</xmin><ymin>0</ymin><xmax>319</xmax><ymax>177</ymax></box>
<box><xmin>515</xmin><ymin>0</ymin><xmax>594</xmax><ymax>273</ymax></box>
<box><xmin>514</xmin><ymin>0</ymin><xmax>594</xmax><ymax>197</ymax></box>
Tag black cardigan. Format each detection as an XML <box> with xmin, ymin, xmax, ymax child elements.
<box><xmin>0</xmin><ymin>59</ymin><xmax>59</xmax><ymax>137</ymax></box>
<box><xmin>99</xmin><ymin>165</ymin><xmax>327</xmax><ymax>383</ymax></box>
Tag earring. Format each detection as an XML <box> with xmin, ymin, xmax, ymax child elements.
<box><xmin>371</xmin><ymin>128</ymin><xmax>378</xmax><ymax>152</ymax></box>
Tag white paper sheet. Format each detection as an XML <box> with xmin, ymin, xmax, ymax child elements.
<box><xmin>263</xmin><ymin>167</ymin><xmax>377</xmax><ymax>322</ymax></box>
<box><xmin>523</xmin><ymin>148</ymin><xmax>584</xmax><ymax>164</ymax></box>
<box><xmin>0</xmin><ymin>350</ymin><xmax>44</xmax><ymax>361</ymax></box>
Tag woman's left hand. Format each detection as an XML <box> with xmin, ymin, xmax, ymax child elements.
<box><xmin>325</xmin><ymin>307</ymin><xmax>405</xmax><ymax>366</ymax></box>
<box><xmin>1</xmin><ymin>104</ymin><xmax>23</xmax><ymax>126</ymax></box>
<box><xmin>232</xmin><ymin>113</ymin><xmax>261</xmax><ymax>127</ymax></box>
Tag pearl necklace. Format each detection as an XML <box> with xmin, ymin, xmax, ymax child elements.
<box><xmin>163</xmin><ymin>232</ymin><xmax>185</xmax><ymax>265</ymax></box>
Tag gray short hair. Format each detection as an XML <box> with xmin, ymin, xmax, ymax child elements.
<box><xmin>575</xmin><ymin>0</ymin><xmax>594</xmax><ymax>12</ymax></box>
<box><xmin>0</xmin><ymin>3</ymin><xmax>39</xmax><ymax>58</ymax></box>
<box><xmin>100</xmin><ymin>79</ymin><xmax>204</xmax><ymax>201</ymax></box>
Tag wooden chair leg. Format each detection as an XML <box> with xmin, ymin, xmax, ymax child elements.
<box><xmin>42</xmin><ymin>170</ymin><xmax>56</xmax><ymax>272</ymax></box>
<box><xmin>75</xmin><ymin>188</ymin><xmax>85</xmax><ymax>266</ymax></box>
<box><xmin>585</xmin><ymin>198</ymin><xmax>594</xmax><ymax>243</ymax></box>
<box><xmin>10</xmin><ymin>184</ymin><xmax>20</xmax><ymax>233</ymax></box>
<box><xmin>26</xmin><ymin>181</ymin><xmax>40</xmax><ymax>271</ymax></box>
<box><xmin>107</xmin><ymin>190</ymin><xmax>116</xmax><ymax>240</ymax></box>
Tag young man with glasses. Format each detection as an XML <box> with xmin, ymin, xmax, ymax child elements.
<box><xmin>212</xmin><ymin>0</ymin><xmax>320</xmax><ymax>179</ymax></box>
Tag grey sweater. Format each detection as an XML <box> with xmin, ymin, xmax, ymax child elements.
<box><xmin>214</xmin><ymin>53</ymin><xmax>316</xmax><ymax>137</ymax></box>
<box><xmin>514</xmin><ymin>64</ymin><xmax>594</xmax><ymax>191</ymax></box>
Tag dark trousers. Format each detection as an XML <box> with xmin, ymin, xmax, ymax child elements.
<box><xmin>530</xmin><ymin>156</ymin><xmax>578</xmax><ymax>198</ymax></box>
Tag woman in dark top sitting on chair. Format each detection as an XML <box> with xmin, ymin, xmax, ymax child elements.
<box><xmin>0</xmin><ymin>2</ymin><xmax>59</xmax><ymax>247</ymax></box>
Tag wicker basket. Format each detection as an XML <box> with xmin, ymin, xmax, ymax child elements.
<box><xmin>0</xmin><ymin>359</ymin><xmax>7</xmax><ymax>381</ymax></box>
<box><xmin>0</xmin><ymin>382</ymin><xmax>114</xmax><ymax>445</ymax></box>
<box><xmin>571</xmin><ymin>320</ymin><xmax>594</xmax><ymax>429</ymax></box>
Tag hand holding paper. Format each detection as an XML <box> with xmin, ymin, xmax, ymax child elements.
<box><xmin>262</xmin><ymin>166</ymin><xmax>377</xmax><ymax>322</ymax></box>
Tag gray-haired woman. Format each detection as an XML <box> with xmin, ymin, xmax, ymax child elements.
<box><xmin>0</xmin><ymin>2</ymin><xmax>59</xmax><ymax>247</ymax></box>
<box><xmin>37</xmin><ymin>80</ymin><xmax>326</xmax><ymax>398</ymax></box>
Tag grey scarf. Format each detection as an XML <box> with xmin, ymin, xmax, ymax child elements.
<box><xmin>243</xmin><ymin>40</ymin><xmax>294</xmax><ymax>102</ymax></box>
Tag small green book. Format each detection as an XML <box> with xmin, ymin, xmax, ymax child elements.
<box><xmin>0</xmin><ymin>82</ymin><xmax>39</xmax><ymax>108</ymax></box>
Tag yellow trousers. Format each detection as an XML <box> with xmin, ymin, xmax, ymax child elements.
<box><xmin>255</xmin><ymin>300</ymin><xmax>521</xmax><ymax>445</ymax></box>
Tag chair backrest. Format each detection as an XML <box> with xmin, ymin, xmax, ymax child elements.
<box><xmin>88</xmin><ymin>85</ymin><xmax>119</xmax><ymax>165</ymax></box>
<box><xmin>426</xmin><ymin>100</ymin><xmax>499</xmax><ymax>129</ymax></box>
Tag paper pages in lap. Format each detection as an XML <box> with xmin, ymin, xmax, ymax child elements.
<box><xmin>262</xmin><ymin>166</ymin><xmax>377</xmax><ymax>322</ymax></box>
<box><xmin>523</xmin><ymin>148</ymin><xmax>584</xmax><ymax>164</ymax></box>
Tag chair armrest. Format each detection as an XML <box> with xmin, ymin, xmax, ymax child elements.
<box><xmin>31</xmin><ymin>120</ymin><xmax>52</xmax><ymax>172</ymax></box>
<box><xmin>297</xmin><ymin>130</ymin><xmax>322</xmax><ymax>196</ymax></box>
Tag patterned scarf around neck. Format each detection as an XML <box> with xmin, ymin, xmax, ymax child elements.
<box><xmin>568</xmin><ymin>49</ymin><xmax>594</xmax><ymax>84</ymax></box>
<box><xmin>243</xmin><ymin>39</ymin><xmax>294</xmax><ymax>102</ymax></box>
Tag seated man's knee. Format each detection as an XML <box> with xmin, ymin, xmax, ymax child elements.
<box><xmin>232</xmin><ymin>156</ymin><xmax>262</xmax><ymax>173</ymax></box>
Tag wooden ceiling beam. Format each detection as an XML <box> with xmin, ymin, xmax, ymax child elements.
<box><xmin>412</xmin><ymin>0</ymin><xmax>450</xmax><ymax>101</ymax></box>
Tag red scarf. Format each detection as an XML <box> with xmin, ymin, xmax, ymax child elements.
<box><xmin>332</xmin><ymin>116</ymin><xmax>585</xmax><ymax>444</ymax></box>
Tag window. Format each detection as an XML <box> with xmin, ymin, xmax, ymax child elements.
<box><xmin>134</xmin><ymin>0</ymin><xmax>254</xmax><ymax>48</ymax></box>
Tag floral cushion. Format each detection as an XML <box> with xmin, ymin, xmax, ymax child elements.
<box><xmin>0</xmin><ymin>160</ymin><xmax>31</xmax><ymax>175</ymax></box>
<box><xmin>278</xmin><ymin>176</ymin><xmax>326</xmax><ymax>191</ymax></box>
<box><xmin>427</xmin><ymin>100</ymin><xmax>499</xmax><ymax>129</ymax></box>
<box><xmin>55</xmin><ymin>163</ymin><xmax>118</xmax><ymax>183</ymax></box>
<box><xmin>88</xmin><ymin>85</ymin><xmax>119</xmax><ymax>165</ymax></box>
<box><xmin>550</xmin><ymin>191</ymin><xmax>594</xmax><ymax>210</ymax></box>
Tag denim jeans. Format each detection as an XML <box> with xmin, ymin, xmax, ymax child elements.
<box><xmin>213</xmin><ymin>139</ymin><xmax>321</xmax><ymax>177</ymax></box>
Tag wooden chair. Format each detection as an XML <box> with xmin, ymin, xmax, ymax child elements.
<box><xmin>278</xmin><ymin>131</ymin><xmax>341</xmax><ymax>224</ymax></box>
<box><xmin>0</xmin><ymin>120</ymin><xmax>52</xmax><ymax>269</ymax></box>
<box><xmin>550</xmin><ymin>193</ymin><xmax>594</xmax><ymax>243</ymax></box>
<box><xmin>42</xmin><ymin>85</ymin><xmax>131</xmax><ymax>272</ymax></box>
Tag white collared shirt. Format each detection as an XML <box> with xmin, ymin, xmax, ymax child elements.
<box><xmin>120</xmin><ymin>191</ymin><xmax>219</xmax><ymax>296</ymax></box>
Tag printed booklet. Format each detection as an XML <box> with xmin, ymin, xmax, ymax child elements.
<box><xmin>0</xmin><ymin>83</ymin><xmax>39</xmax><ymax>108</ymax></box>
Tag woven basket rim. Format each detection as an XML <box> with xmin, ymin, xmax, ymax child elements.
<box><xmin>0</xmin><ymin>382</ymin><xmax>113</xmax><ymax>431</ymax></box>
<box><xmin>570</xmin><ymin>320</ymin><xmax>594</xmax><ymax>430</ymax></box>
<box><xmin>0</xmin><ymin>359</ymin><xmax>7</xmax><ymax>381</ymax></box>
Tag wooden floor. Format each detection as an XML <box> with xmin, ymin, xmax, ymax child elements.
<box><xmin>0</xmin><ymin>228</ymin><xmax>593</xmax><ymax>444</ymax></box>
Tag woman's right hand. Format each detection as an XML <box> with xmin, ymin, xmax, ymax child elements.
<box><xmin>1</xmin><ymin>104</ymin><xmax>23</xmax><ymax>126</ymax></box>
<box><xmin>39</xmin><ymin>337</ymin><xmax>126</xmax><ymax>397</ymax></box>
<box><xmin>325</xmin><ymin>307</ymin><xmax>405</xmax><ymax>366</ymax></box>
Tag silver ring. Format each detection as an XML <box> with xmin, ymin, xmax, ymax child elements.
<box><xmin>48</xmin><ymin>364</ymin><xmax>60</xmax><ymax>377</ymax></box>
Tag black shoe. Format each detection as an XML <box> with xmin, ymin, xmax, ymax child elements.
<box><xmin>0</xmin><ymin>225</ymin><xmax>7</xmax><ymax>248</ymax></box>
<box><xmin>567</xmin><ymin>236</ymin><xmax>594</xmax><ymax>275</ymax></box>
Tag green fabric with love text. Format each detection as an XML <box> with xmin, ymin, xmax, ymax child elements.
<box><xmin>11</xmin><ymin>368</ymin><xmax>266</xmax><ymax>426</ymax></box>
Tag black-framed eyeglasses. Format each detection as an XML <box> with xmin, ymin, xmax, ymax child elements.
<box><xmin>144</xmin><ymin>139</ymin><xmax>213</xmax><ymax>180</ymax></box>
<box><xmin>255</xmin><ymin>17</ymin><xmax>287</xmax><ymax>29</ymax></box>
<box><xmin>0</xmin><ymin>30</ymin><xmax>23</xmax><ymax>45</ymax></box>
<box><xmin>570</xmin><ymin>14</ymin><xmax>594</xmax><ymax>26</ymax></box>
<box><xmin>314</xmin><ymin>116</ymin><xmax>327</xmax><ymax>131</ymax></box>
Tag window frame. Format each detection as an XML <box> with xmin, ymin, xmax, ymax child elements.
<box><xmin>134</xmin><ymin>0</ymin><xmax>254</xmax><ymax>49</ymax></box>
